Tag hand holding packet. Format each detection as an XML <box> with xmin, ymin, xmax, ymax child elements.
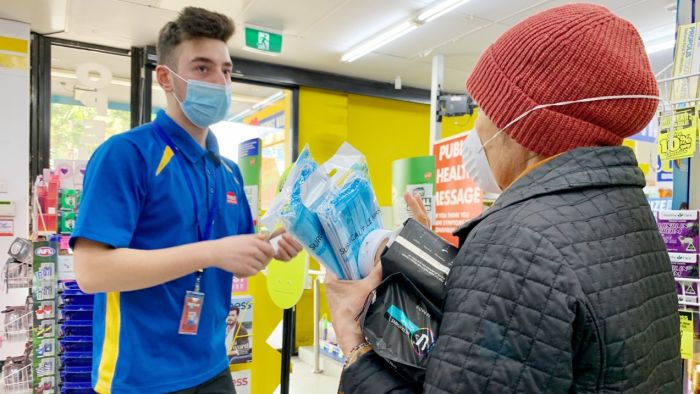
<box><xmin>261</xmin><ymin>146</ymin><xmax>344</xmax><ymax>278</ymax></box>
<box><xmin>264</xmin><ymin>143</ymin><xmax>384</xmax><ymax>280</ymax></box>
<box><xmin>304</xmin><ymin>143</ymin><xmax>384</xmax><ymax>279</ymax></box>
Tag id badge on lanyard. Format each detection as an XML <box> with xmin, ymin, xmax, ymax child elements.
<box><xmin>153</xmin><ymin>122</ymin><xmax>219</xmax><ymax>336</ymax></box>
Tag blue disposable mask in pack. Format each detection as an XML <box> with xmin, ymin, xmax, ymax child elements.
<box><xmin>166</xmin><ymin>67</ymin><xmax>232</xmax><ymax>128</ymax></box>
<box><xmin>261</xmin><ymin>147</ymin><xmax>345</xmax><ymax>279</ymax></box>
<box><xmin>304</xmin><ymin>143</ymin><xmax>383</xmax><ymax>280</ymax></box>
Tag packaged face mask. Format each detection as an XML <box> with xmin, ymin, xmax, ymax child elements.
<box><xmin>305</xmin><ymin>143</ymin><xmax>383</xmax><ymax>280</ymax></box>
<box><xmin>261</xmin><ymin>146</ymin><xmax>345</xmax><ymax>278</ymax></box>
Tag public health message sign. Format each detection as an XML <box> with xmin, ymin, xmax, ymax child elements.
<box><xmin>432</xmin><ymin>131</ymin><xmax>483</xmax><ymax>246</ymax></box>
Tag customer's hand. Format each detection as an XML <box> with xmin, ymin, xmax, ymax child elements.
<box><xmin>268</xmin><ymin>228</ymin><xmax>304</xmax><ymax>262</ymax></box>
<box><xmin>325</xmin><ymin>263</ymin><xmax>383</xmax><ymax>355</ymax></box>
<box><xmin>211</xmin><ymin>234</ymin><xmax>275</xmax><ymax>277</ymax></box>
<box><xmin>404</xmin><ymin>192</ymin><xmax>430</xmax><ymax>228</ymax></box>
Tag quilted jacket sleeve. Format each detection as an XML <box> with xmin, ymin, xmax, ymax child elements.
<box><xmin>339</xmin><ymin>223</ymin><xmax>583</xmax><ymax>394</ymax></box>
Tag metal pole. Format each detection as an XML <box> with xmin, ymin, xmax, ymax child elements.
<box><xmin>280</xmin><ymin>307</ymin><xmax>294</xmax><ymax>394</ymax></box>
<box><xmin>429</xmin><ymin>54</ymin><xmax>444</xmax><ymax>153</ymax></box>
<box><xmin>312</xmin><ymin>276</ymin><xmax>323</xmax><ymax>373</ymax></box>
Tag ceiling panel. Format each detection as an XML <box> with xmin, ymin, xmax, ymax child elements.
<box><xmin>303</xmin><ymin>0</ymin><xmax>430</xmax><ymax>50</ymax></box>
<box><xmin>382</xmin><ymin>14</ymin><xmax>492</xmax><ymax>59</ymax></box>
<box><xmin>436</xmin><ymin>22</ymin><xmax>509</xmax><ymax>57</ymax></box>
<box><xmin>0</xmin><ymin>0</ymin><xmax>679</xmax><ymax>93</ymax></box>
<box><xmin>240</xmin><ymin>0</ymin><xmax>346</xmax><ymax>34</ymax></box>
<box><xmin>0</xmin><ymin>0</ymin><xmax>68</xmax><ymax>34</ymax></box>
<box><xmin>58</xmin><ymin>0</ymin><xmax>175</xmax><ymax>48</ymax></box>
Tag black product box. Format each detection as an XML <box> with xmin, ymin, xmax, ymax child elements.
<box><xmin>381</xmin><ymin>219</ymin><xmax>459</xmax><ymax>303</ymax></box>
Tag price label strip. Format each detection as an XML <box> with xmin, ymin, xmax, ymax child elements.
<box><xmin>680</xmin><ymin>311</ymin><xmax>694</xmax><ymax>360</ymax></box>
<box><xmin>658</xmin><ymin>107</ymin><xmax>698</xmax><ymax>161</ymax></box>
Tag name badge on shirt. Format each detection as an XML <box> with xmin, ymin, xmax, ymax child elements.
<box><xmin>179</xmin><ymin>290</ymin><xmax>205</xmax><ymax>335</ymax></box>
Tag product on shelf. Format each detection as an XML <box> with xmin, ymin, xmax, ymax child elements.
<box><xmin>32</xmin><ymin>240</ymin><xmax>58</xmax><ymax>393</ymax></box>
<box><xmin>657</xmin><ymin>210</ymin><xmax>700</xmax><ymax>253</ymax></box>
<box><xmin>671</xmin><ymin>253</ymin><xmax>700</xmax><ymax>305</ymax></box>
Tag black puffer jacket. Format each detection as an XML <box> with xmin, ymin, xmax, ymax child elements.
<box><xmin>340</xmin><ymin>147</ymin><xmax>681</xmax><ymax>393</ymax></box>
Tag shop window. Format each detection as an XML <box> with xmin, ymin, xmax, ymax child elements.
<box><xmin>49</xmin><ymin>45</ymin><xmax>131</xmax><ymax>164</ymax></box>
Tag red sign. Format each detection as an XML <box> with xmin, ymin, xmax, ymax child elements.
<box><xmin>432</xmin><ymin>132</ymin><xmax>484</xmax><ymax>246</ymax></box>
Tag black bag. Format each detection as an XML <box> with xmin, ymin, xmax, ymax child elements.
<box><xmin>359</xmin><ymin>272</ymin><xmax>442</xmax><ymax>387</ymax></box>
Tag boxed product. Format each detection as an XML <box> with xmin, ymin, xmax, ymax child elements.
<box><xmin>59</xmin><ymin>212</ymin><xmax>76</xmax><ymax>235</ymax></box>
<box><xmin>59</xmin><ymin>189</ymin><xmax>78</xmax><ymax>211</ymax></box>
<box><xmin>381</xmin><ymin>218</ymin><xmax>459</xmax><ymax>303</ymax></box>
<box><xmin>657</xmin><ymin>210</ymin><xmax>700</xmax><ymax>253</ymax></box>
<box><xmin>37</xmin><ymin>214</ymin><xmax>58</xmax><ymax>233</ymax></box>
<box><xmin>671</xmin><ymin>252</ymin><xmax>699</xmax><ymax>304</ymax></box>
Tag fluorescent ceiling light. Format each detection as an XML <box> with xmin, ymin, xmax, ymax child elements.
<box><xmin>341</xmin><ymin>0</ymin><xmax>470</xmax><ymax>63</ymax></box>
<box><xmin>643</xmin><ymin>24</ymin><xmax>675</xmax><ymax>55</ymax></box>
<box><xmin>418</xmin><ymin>0</ymin><xmax>470</xmax><ymax>23</ymax></box>
<box><xmin>342</xmin><ymin>21</ymin><xmax>417</xmax><ymax>63</ymax></box>
<box><xmin>253</xmin><ymin>91</ymin><xmax>284</xmax><ymax>110</ymax></box>
<box><xmin>229</xmin><ymin>109</ymin><xmax>252</xmax><ymax>122</ymax></box>
<box><xmin>228</xmin><ymin>92</ymin><xmax>285</xmax><ymax>122</ymax></box>
<box><xmin>646</xmin><ymin>39</ymin><xmax>675</xmax><ymax>54</ymax></box>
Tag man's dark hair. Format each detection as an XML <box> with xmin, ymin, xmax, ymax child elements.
<box><xmin>230</xmin><ymin>306</ymin><xmax>240</xmax><ymax>315</ymax></box>
<box><xmin>157</xmin><ymin>7</ymin><xmax>235</xmax><ymax>68</ymax></box>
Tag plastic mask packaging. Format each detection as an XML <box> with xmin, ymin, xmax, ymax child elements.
<box><xmin>261</xmin><ymin>146</ymin><xmax>345</xmax><ymax>278</ymax></box>
<box><xmin>304</xmin><ymin>143</ymin><xmax>383</xmax><ymax>280</ymax></box>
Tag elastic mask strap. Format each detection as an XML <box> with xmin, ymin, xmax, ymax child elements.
<box><xmin>487</xmin><ymin>94</ymin><xmax>669</xmax><ymax>151</ymax></box>
<box><xmin>162</xmin><ymin>65</ymin><xmax>188</xmax><ymax>104</ymax></box>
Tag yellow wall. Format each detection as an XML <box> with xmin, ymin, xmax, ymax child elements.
<box><xmin>441</xmin><ymin>108</ymin><xmax>478</xmax><ymax>139</ymax></box>
<box><xmin>346</xmin><ymin>93</ymin><xmax>430</xmax><ymax>205</ymax></box>
<box><xmin>295</xmin><ymin>87</ymin><xmax>432</xmax><ymax>348</ymax></box>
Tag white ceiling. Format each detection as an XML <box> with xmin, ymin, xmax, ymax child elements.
<box><xmin>0</xmin><ymin>0</ymin><xmax>676</xmax><ymax>92</ymax></box>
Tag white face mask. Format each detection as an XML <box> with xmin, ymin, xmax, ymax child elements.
<box><xmin>462</xmin><ymin>130</ymin><xmax>503</xmax><ymax>194</ymax></box>
<box><xmin>461</xmin><ymin>94</ymin><xmax>671</xmax><ymax>195</ymax></box>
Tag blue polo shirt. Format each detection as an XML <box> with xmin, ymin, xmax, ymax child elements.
<box><xmin>71</xmin><ymin>110</ymin><xmax>254</xmax><ymax>393</ymax></box>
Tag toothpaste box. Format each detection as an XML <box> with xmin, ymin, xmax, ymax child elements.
<box><xmin>671</xmin><ymin>252</ymin><xmax>699</xmax><ymax>304</ymax></box>
<box><xmin>657</xmin><ymin>210</ymin><xmax>700</xmax><ymax>253</ymax></box>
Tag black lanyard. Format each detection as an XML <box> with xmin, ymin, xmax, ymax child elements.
<box><xmin>153</xmin><ymin>122</ymin><xmax>220</xmax><ymax>291</ymax></box>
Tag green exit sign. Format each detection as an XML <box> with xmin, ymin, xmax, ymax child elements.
<box><xmin>245</xmin><ymin>26</ymin><xmax>282</xmax><ymax>54</ymax></box>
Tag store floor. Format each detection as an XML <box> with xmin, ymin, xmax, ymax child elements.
<box><xmin>282</xmin><ymin>355</ymin><xmax>341</xmax><ymax>394</ymax></box>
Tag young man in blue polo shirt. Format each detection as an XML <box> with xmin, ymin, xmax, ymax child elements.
<box><xmin>71</xmin><ymin>7</ymin><xmax>302</xmax><ymax>393</ymax></box>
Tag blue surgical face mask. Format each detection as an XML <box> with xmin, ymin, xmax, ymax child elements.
<box><xmin>167</xmin><ymin>67</ymin><xmax>232</xmax><ymax>128</ymax></box>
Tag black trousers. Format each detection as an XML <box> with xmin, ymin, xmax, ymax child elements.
<box><xmin>168</xmin><ymin>368</ymin><xmax>236</xmax><ymax>394</ymax></box>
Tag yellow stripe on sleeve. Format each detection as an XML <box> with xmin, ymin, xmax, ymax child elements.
<box><xmin>95</xmin><ymin>292</ymin><xmax>121</xmax><ymax>393</ymax></box>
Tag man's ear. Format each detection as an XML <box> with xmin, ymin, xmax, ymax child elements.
<box><xmin>155</xmin><ymin>65</ymin><xmax>174</xmax><ymax>92</ymax></box>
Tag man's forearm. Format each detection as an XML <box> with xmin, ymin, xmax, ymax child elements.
<box><xmin>74</xmin><ymin>238</ymin><xmax>217</xmax><ymax>293</ymax></box>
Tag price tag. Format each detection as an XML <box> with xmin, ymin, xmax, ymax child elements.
<box><xmin>658</xmin><ymin>107</ymin><xmax>698</xmax><ymax>160</ymax></box>
<box><xmin>680</xmin><ymin>311</ymin><xmax>694</xmax><ymax>360</ymax></box>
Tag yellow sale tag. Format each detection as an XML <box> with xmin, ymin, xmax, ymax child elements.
<box><xmin>658</xmin><ymin>108</ymin><xmax>698</xmax><ymax>161</ymax></box>
<box><xmin>680</xmin><ymin>311</ymin><xmax>694</xmax><ymax>360</ymax></box>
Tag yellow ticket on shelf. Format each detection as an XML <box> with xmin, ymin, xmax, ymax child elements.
<box><xmin>658</xmin><ymin>107</ymin><xmax>698</xmax><ymax>161</ymax></box>
<box><xmin>680</xmin><ymin>311</ymin><xmax>694</xmax><ymax>360</ymax></box>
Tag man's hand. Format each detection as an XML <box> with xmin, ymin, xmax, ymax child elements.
<box><xmin>210</xmin><ymin>233</ymin><xmax>275</xmax><ymax>277</ymax></box>
<box><xmin>268</xmin><ymin>228</ymin><xmax>304</xmax><ymax>262</ymax></box>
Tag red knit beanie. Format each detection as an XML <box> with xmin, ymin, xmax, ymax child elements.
<box><xmin>466</xmin><ymin>3</ymin><xmax>659</xmax><ymax>156</ymax></box>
